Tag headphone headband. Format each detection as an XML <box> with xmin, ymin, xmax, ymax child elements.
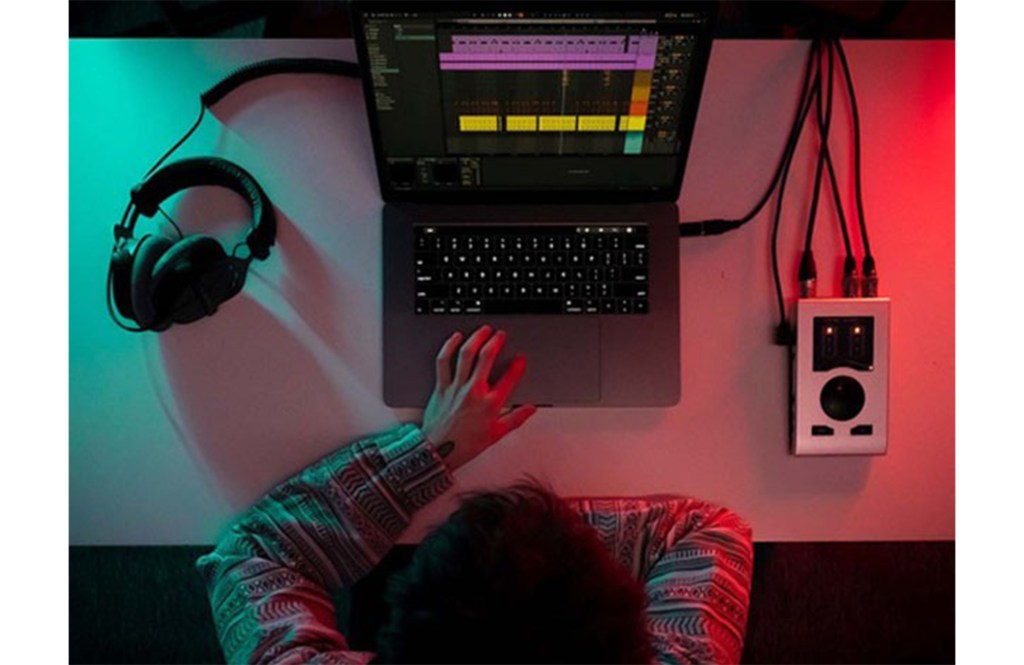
<box><xmin>122</xmin><ymin>157</ymin><xmax>276</xmax><ymax>260</ymax></box>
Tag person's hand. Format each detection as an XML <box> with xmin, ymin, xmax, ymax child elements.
<box><xmin>420</xmin><ymin>325</ymin><xmax>537</xmax><ymax>471</ymax></box>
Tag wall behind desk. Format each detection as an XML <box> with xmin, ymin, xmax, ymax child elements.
<box><xmin>70</xmin><ymin>39</ymin><xmax>954</xmax><ymax>545</ymax></box>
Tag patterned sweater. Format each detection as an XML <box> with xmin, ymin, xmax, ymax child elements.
<box><xmin>197</xmin><ymin>425</ymin><xmax>754</xmax><ymax>664</ymax></box>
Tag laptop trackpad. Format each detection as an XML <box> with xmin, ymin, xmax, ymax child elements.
<box><xmin>489</xmin><ymin>318</ymin><xmax>600</xmax><ymax>405</ymax></box>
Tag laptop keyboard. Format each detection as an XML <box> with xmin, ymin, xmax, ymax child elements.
<box><xmin>414</xmin><ymin>224</ymin><xmax>649</xmax><ymax>315</ymax></box>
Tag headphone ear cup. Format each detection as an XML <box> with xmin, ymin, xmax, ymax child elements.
<box><xmin>150</xmin><ymin>236</ymin><xmax>235</xmax><ymax>327</ymax></box>
<box><xmin>110</xmin><ymin>242</ymin><xmax>140</xmax><ymax>322</ymax></box>
<box><xmin>129</xmin><ymin>235</ymin><xmax>175</xmax><ymax>330</ymax></box>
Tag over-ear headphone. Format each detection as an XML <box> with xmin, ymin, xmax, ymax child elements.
<box><xmin>106</xmin><ymin>57</ymin><xmax>360</xmax><ymax>332</ymax></box>
<box><xmin>107</xmin><ymin>156</ymin><xmax>276</xmax><ymax>332</ymax></box>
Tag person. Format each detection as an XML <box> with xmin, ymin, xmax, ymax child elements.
<box><xmin>197</xmin><ymin>325</ymin><xmax>754</xmax><ymax>664</ymax></box>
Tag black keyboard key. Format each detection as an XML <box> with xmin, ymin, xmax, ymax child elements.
<box><xmin>634</xmin><ymin>299</ymin><xmax>649</xmax><ymax>314</ymax></box>
<box><xmin>600</xmin><ymin>299</ymin><xmax>616</xmax><ymax>313</ymax></box>
<box><xmin>564</xmin><ymin>299</ymin><xmax>584</xmax><ymax>313</ymax></box>
<box><xmin>623</xmin><ymin>268</ymin><xmax>648</xmax><ymax>283</ymax></box>
<box><xmin>484</xmin><ymin>299</ymin><xmax>562</xmax><ymax>315</ymax></box>
<box><xmin>415</xmin><ymin>284</ymin><xmax>449</xmax><ymax>299</ymax></box>
<box><xmin>614</xmin><ymin>283</ymin><xmax>648</xmax><ymax>298</ymax></box>
<box><xmin>416</xmin><ymin>268</ymin><xmax>439</xmax><ymax>283</ymax></box>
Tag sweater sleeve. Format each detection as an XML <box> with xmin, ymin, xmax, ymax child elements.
<box><xmin>196</xmin><ymin>424</ymin><xmax>452</xmax><ymax>664</ymax></box>
<box><xmin>570</xmin><ymin>497</ymin><xmax>754</xmax><ymax>665</ymax></box>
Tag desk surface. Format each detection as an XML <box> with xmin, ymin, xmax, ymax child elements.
<box><xmin>70</xmin><ymin>39</ymin><xmax>954</xmax><ymax>544</ymax></box>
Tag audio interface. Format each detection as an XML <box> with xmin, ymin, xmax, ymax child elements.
<box><xmin>792</xmin><ymin>298</ymin><xmax>890</xmax><ymax>456</ymax></box>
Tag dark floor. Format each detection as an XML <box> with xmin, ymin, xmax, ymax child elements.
<box><xmin>70</xmin><ymin>542</ymin><xmax>954</xmax><ymax>664</ymax></box>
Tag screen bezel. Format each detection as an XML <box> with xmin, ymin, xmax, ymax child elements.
<box><xmin>350</xmin><ymin>0</ymin><xmax>716</xmax><ymax>204</ymax></box>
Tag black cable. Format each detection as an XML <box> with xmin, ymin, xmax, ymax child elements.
<box><xmin>834</xmin><ymin>40</ymin><xmax>876</xmax><ymax>295</ymax></box>
<box><xmin>679</xmin><ymin>40</ymin><xmax>821</xmax><ymax>237</ymax></box>
<box><xmin>803</xmin><ymin>39</ymin><xmax>835</xmax><ymax>256</ymax></box>
<box><xmin>797</xmin><ymin>37</ymin><xmax>837</xmax><ymax>299</ymax></box>
<box><xmin>833</xmin><ymin>40</ymin><xmax>869</xmax><ymax>256</ymax></box>
<box><xmin>817</xmin><ymin>41</ymin><xmax>858</xmax><ymax>295</ymax></box>
<box><xmin>770</xmin><ymin>40</ymin><xmax>823</xmax><ymax>344</ymax></box>
<box><xmin>144</xmin><ymin>58</ymin><xmax>360</xmax><ymax>181</ymax></box>
<box><xmin>157</xmin><ymin>205</ymin><xmax>186</xmax><ymax>239</ymax></box>
<box><xmin>144</xmin><ymin>104</ymin><xmax>206</xmax><ymax>180</ymax></box>
<box><xmin>824</xmin><ymin>150</ymin><xmax>854</xmax><ymax>261</ymax></box>
<box><xmin>199</xmin><ymin>58</ymin><xmax>360</xmax><ymax>107</ymax></box>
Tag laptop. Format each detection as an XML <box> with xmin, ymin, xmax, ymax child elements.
<box><xmin>351</xmin><ymin>1</ymin><xmax>715</xmax><ymax>407</ymax></box>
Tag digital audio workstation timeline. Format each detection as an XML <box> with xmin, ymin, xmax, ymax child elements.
<box><xmin>356</xmin><ymin>4</ymin><xmax>713</xmax><ymax>194</ymax></box>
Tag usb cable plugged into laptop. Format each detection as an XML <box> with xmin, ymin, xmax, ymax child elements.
<box><xmin>677</xmin><ymin>219</ymin><xmax>743</xmax><ymax>237</ymax></box>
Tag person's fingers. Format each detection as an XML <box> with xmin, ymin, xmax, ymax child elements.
<box><xmin>489</xmin><ymin>354</ymin><xmax>527</xmax><ymax>407</ymax></box>
<box><xmin>496</xmin><ymin>404</ymin><xmax>538</xmax><ymax>439</ymax></box>
<box><xmin>470</xmin><ymin>329</ymin><xmax>506</xmax><ymax>387</ymax></box>
<box><xmin>454</xmin><ymin>325</ymin><xmax>492</xmax><ymax>385</ymax></box>
<box><xmin>434</xmin><ymin>331</ymin><xmax>463</xmax><ymax>390</ymax></box>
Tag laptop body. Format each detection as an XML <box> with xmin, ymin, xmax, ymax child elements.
<box><xmin>351</xmin><ymin>1</ymin><xmax>715</xmax><ymax>407</ymax></box>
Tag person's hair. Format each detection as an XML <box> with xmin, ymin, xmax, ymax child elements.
<box><xmin>374</xmin><ymin>480</ymin><xmax>655</xmax><ymax>664</ymax></box>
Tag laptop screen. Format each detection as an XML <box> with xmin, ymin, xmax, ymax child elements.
<box><xmin>352</xmin><ymin>1</ymin><xmax>715</xmax><ymax>202</ymax></box>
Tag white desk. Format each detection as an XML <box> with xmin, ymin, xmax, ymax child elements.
<box><xmin>70</xmin><ymin>39</ymin><xmax>955</xmax><ymax>544</ymax></box>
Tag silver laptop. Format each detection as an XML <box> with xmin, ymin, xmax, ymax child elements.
<box><xmin>351</xmin><ymin>1</ymin><xmax>715</xmax><ymax>407</ymax></box>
